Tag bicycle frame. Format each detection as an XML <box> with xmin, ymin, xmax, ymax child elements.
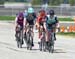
<box><xmin>26</xmin><ymin>25</ymin><xmax>33</xmax><ymax>50</ymax></box>
<box><xmin>15</xmin><ymin>25</ymin><xmax>23</xmax><ymax>48</ymax></box>
<box><xmin>46</xmin><ymin>29</ymin><xmax>55</xmax><ymax>53</ymax></box>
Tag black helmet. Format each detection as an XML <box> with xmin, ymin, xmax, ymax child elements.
<box><xmin>49</xmin><ymin>10</ymin><xmax>55</xmax><ymax>15</ymax></box>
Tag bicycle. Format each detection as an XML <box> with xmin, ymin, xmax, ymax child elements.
<box><xmin>15</xmin><ymin>25</ymin><xmax>23</xmax><ymax>48</ymax></box>
<box><xmin>26</xmin><ymin>25</ymin><xmax>34</xmax><ymax>50</ymax></box>
<box><xmin>46</xmin><ymin>29</ymin><xmax>55</xmax><ymax>53</ymax></box>
<box><xmin>38</xmin><ymin>26</ymin><xmax>46</xmax><ymax>51</ymax></box>
<box><xmin>49</xmin><ymin>31</ymin><xmax>54</xmax><ymax>53</ymax></box>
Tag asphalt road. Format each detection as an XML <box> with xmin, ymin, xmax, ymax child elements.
<box><xmin>0</xmin><ymin>22</ymin><xmax>75</xmax><ymax>59</ymax></box>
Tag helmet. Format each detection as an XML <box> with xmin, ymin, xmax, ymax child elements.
<box><xmin>39</xmin><ymin>9</ymin><xmax>46</xmax><ymax>17</ymax></box>
<box><xmin>18</xmin><ymin>12</ymin><xmax>24</xmax><ymax>17</ymax></box>
<box><xmin>28</xmin><ymin>7</ymin><xmax>34</xmax><ymax>13</ymax></box>
<box><xmin>24</xmin><ymin>10</ymin><xmax>27</xmax><ymax>13</ymax></box>
<box><xmin>49</xmin><ymin>10</ymin><xmax>55</xmax><ymax>15</ymax></box>
<box><xmin>24</xmin><ymin>10</ymin><xmax>27</xmax><ymax>15</ymax></box>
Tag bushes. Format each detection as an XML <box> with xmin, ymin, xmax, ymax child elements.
<box><xmin>32</xmin><ymin>0</ymin><xmax>42</xmax><ymax>5</ymax></box>
<box><xmin>0</xmin><ymin>0</ymin><xmax>4</xmax><ymax>4</ymax></box>
<box><xmin>31</xmin><ymin>0</ymin><xmax>75</xmax><ymax>6</ymax></box>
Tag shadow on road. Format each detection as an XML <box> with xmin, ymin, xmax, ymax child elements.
<box><xmin>22</xmin><ymin>46</ymin><xmax>40</xmax><ymax>51</ymax></box>
<box><xmin>0</xmin><ymin>41</ymin><xmax>14</xmax><ymax>47</ymax></box>
<box><xmin>53</xmin><ymin>49</ymin><xmax>66</xmax><ymax>53</ymax></box>
<box><xmin>0</xmin><ymin>41</ymin><xmax>67</xmax><ymax>53</ymax></box>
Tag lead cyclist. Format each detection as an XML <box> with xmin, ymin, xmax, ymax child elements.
<box><xmin>44</xmin><ymin>10</ymin><xmax>59</xmax><ymax>47</ymax></box>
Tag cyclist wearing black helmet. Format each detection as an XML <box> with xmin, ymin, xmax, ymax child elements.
<box><xmin>44</xmin><ymin>10</ymin><xmax>59</xmax><ymax>45</ymax></box>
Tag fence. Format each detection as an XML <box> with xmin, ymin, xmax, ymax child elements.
<box><xmin>0</xmin><ymin>5</ymin><xmax>75</xmax><ymax>16</ymax></box>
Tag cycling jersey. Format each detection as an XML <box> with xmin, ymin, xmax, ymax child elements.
<box><xmin>46</xmin><ymin>15</ymin><xmax>58</xmax><ymax>30</ymax></box>
<box><xmin>26</xmin><ymin>13</ymin><xmax>36</xmax><ymax>25</ymax></box>
<box><xmin>17</xmin><ymin>16</ymin><xmax>24</xmax><ymax>27</ymax></box>
<box><xmin>37</xmin><ymin>16</ymin><xmax>46</xmax><ymax>26</ymax></box>
<box><xmin>15</xmin><ymin>17</ymin><xmax>26</xmax><ymax>30</ymax></box>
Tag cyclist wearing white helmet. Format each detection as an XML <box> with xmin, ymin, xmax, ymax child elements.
<box><xmin>23</xmin><ymin>10</ymin><xmax>28</xmax><ymax>18</ymax></box>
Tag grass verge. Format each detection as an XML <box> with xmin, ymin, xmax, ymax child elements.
<box><xmin>58</xmin><ymin>18</ymin><xmax>74</xmax><ymax>21</ymax></box>
<box><xmin>0</xmin><ymin>16</ymin><xmax>15</xmax><ymax>21</ymax></box>
<box><xmin>0</xmin><ymin>16</ymin><xmax>74</xmax><ymax>21</ymax></box>
<box><xmin>57</xmin><ymin>32</ymin><xmax>75</xmax><ymax>37</ymax></box>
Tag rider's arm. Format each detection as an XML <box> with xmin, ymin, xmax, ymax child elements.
<box><xmin>15</xmin><ymin>17</ymin><xmax>18</xmax><ymax>31</ymax></box>
<box><xmin>23</xmin><ymin>18</ymin><xmax>26</xmax><ymax>29</ymax></box>
<box><xmin>54</xmin><ymin>16</ymin><xmax>59</xmax><ymax>27</ymax></box>
<box><xmin>55</xmin><ymin>16</ymin><xmax>58</xmax><ymax>23</ymax></box>
<box><xmin>44</xmin><ymin>17</ymin><xmax>47</xmax><ymax>30</ymax></box>
<box><xmin>55</xmin><ymin>17</ymin><xmax>60</xmax><ymax>28</ymax></box>
<box><xmin>15</xmin><ymin>17</ymin><xmax>18</xmax><ymax>28</ymax></box>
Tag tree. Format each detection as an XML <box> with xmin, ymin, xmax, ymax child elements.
<box><xmin>31</xmin><ymin>0</ymin><xmax>75</xmax><ymax>6</ymax></box>
<box><xmin>0</xmin><ymin>0</ymin><xmax>4</xmax><ymax>4</ymax></box>
<box><xmin>32</xmin><ymin>0</ymin><xmax>42</xmax><ymax>5</ymax></box>
<box><xmin>69</xmin><ymin>0</ymin><xmax>75</xmax><ymax>5</ymax></box>
<box><xmin>49</xmin><ymin>0</ymin><xmax>61</xmax><ymax>5</ymax></box>
<box><xmin>43</xmin><ymin>0</ymin><xmax>49</xmax><ymax>4</ymax></box>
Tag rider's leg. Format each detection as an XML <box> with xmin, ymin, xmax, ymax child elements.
<box><xmin>24</xmin><ymin>27</ymin><xmax>27</xmax><ymax>38</ymax></box>
<box><xmin>54</xmin><ymin>32</ymin><xmax>56</xmax><ymax>40</ymax></box>
<box><xmin>45</xmin><ymin>29</ymin><xmax>49</xmax><ymax>49</ymax></box>
<box><xmin>21</xmin><ymin>27</ymin><xmax>24</xmax><ymax>45</ymax></box>
<box><xmin>31</xmin><ymin>26</ymin><xmax>34</xmax><ymax>46</ymax></box>
<box><xmin>53</xmin><ymin>27</ymin><xmax>56</xmax><ymax>41</ymax></box>
<box><xmin>38</xmin><ymin>26</ymin><xmax>43</xmax><ymax>44</ymax></box>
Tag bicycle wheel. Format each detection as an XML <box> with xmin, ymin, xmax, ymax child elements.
<box><xmin>39</xmin><ymin>40</ymin><xmax>42</xmax><ymax>51</ymax></box>
<box><xmin>17</xmin><ymin>41</ymin><xmax>22</xmax><ymax>48</ymax></box>
<box><xmin>24</xmin><ymin>32</ymin><xmax>27</xmax><ymax>45</ymax></box>
<box><xmin>26</xmin><ymin>32</ymin><xmax>30</xmax><ymax>50</ymax></box>
<box><xmin>16</xmin><ymin>32</ymin><xmax>20</xmax><ymax>48</ymax></box>
<box><xmin>49</xmin><ymin>33</ymin><xmax>54</xmax><ymax>53</ymax></box>
<box><xmin>50</xmin><ymin>43</ymin><xmax>54</xmax><ymax>53</ymax></box>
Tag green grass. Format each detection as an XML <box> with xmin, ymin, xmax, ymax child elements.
<box><xmin>57</xmin><ymin>32</ymin><xmax>75</xmax><ymax>37</ymax></box>
<box><xmin>0</xmin><ymin>16</ymin><xmax>74</xmax><ymax>21</ymax></box>
<box><xmin>0</xmin><ymin>16</ymin><xmax>15</xmax><ymax>21</ymax></box>
<box><xmin>58</xmin><ymin>18</ymin><xmax>74</xmax><ymax>21</ymax></box>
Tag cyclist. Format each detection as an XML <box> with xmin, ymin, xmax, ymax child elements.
<box><xmin>15</xmin><ymin>12</ymin><xmax>26</xmax><ymax>44</ymax></box>
<box><xmin>23</xmin><ymin>10</ymin><xmax>28</xmax><ymax>38</ymax></box>
<box><xmin>25</xmin><ymin>7</ymin><xmax>36</xmax><ymax>46</ymax></box>
<box><xmin>23</xmin><ymin>10</ymin><xmax>28</xmax><ymax>18</ymax></box>
<box><xmin>44</xmin><ymin>10</ymin><xmax>58</xmax><ymax>46</ymax></box>
<box><xmin>36</xmin><ymin>9</ymin><xmax>46</xmax><ymax>43</ymax></box>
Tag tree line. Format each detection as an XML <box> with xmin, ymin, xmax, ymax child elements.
<box><xmin>0</xmin><ymin>0</ymin><xmax>27</xmax><ymax>4</ymax></box>
<box><xmin>32</xmin><ymin>0</ymin><xmax>75</xmax><ymax>6</ymax></box>
<box><xmin>0</xmin><ymin>0</ymin><xmax>75</xmax><ymax>6</ymax></box>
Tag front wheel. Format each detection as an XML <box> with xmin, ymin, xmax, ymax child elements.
<box><xmin>39</xmin><ymin>42</ymin><xmax>42</xmax><ymax>51</ymax></box>
<box><xmin>17</xmin><ymin>40</ymin><xmax>22</xmax><ymax>48</ymax></box>
<box><xmin>50</xmin><ymin>42</ymin><xmax>54</xmax><ymax>53</ymax></box>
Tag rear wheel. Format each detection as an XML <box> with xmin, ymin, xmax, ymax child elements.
<box><xmin>50</xmin><ymin>41</ymin><xmax>54</xmax><ymax>53</ymax></box>
<box><xmin>17</xmin><ymin>41</ymin><xmax>22</xmax><ymax>48</ymax></box>
<box><xmin>51</xmin><ymin>45</ymin><xmax>54</xmax><ymax>53</ymax></box>
<box><xmin>39</xmin><ymin>41</ymin><xmax>42</xmax><ymax>51</ymax></box>
<box><xmin>49</xmin><ymin>34</ymin><xmax>54</xmax><ymax>53</ymax></box>
<box><xmin>27</xmin><ymin>35</ymin><xmax>29</xmax><ymax>50</ymax></box>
